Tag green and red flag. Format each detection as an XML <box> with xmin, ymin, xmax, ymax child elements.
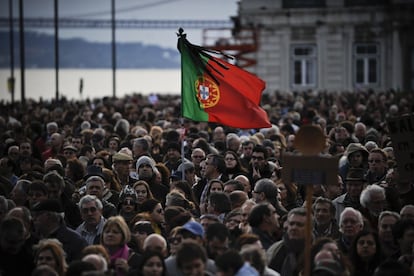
<box><xmin>177</xmin><ymin>28</ymin><xmax>271</xmax><ymax>129</ymax></box>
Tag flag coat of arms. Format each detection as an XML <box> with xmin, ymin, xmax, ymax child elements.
<box><xmin>177</xmin><ymin>28</ymin><xmax>271</xmax><ymax>129</ymax></box>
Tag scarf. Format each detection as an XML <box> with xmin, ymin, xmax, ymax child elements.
<box><xmin>110</xmin><ymin>244</ymin><xmax>130</xmax><ymax>265</ymax></box>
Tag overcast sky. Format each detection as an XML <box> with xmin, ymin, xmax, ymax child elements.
<box><xmin>0</xmin><ymin>0</ymin><xmax>239</xmax><ymax>49</ymax></box>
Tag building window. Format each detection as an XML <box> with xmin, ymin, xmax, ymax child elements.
<box><xmin>291</xmin><ymin>45</ymin><xmax>317</xmax><ymax>88</ymax></box>
<box><xmin>353</xmin><ymin>43</ymin><xmax>379</xmax><ymax>86</ymax></box>
<box><xmin>283</xmin><ymin>0</ymin><xmax>326</xmax><ymax>8</ymax></box>
<box><xmin>345</xmin><ymin>0</ymin><xmax>388</xmax><ymax>7</ymax></box>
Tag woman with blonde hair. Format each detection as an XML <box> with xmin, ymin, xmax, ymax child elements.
<box><xmin>101</xmin><ymin>216</ymin><xmax>141</xmax><ymax>275</ymax></box>
<box><xmin>34</xmin><ymin>239</ymin><xmax>68</xmax><ymax>276</ymax></box>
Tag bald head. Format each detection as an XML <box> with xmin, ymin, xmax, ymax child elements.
<box><xmin>82</xmin><ymin>254</ymin><xmax>107</xmax><ymax>272</ymax></box>
<box><xmin>143</xmin><ymin>233</ymin><xmax>168</xmax><ymax>257</ymax></box>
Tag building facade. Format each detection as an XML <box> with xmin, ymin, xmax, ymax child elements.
<box><xmin>208</xmin><ymin>0</ymin><xmax>414</xmax><ymax>93</ymax></box>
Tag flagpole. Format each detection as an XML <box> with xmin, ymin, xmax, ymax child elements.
<box><xmin>180</xmin><ymin>117</ymin><xmax>186</xmax><ymax>181</ymax></box>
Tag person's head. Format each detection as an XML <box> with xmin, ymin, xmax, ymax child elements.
<box><xmin>205</xmin><ymin>222</ymin><xmax>230</xmax><ymax>260</ymax></box>
<box><xmin>345</xmin><ymin>168</ymin><xmax>366</xmax><ymax>200</ymax></box>
<box><xmin>132</xmin><ymin>137</ymin><xmax>149</xmax><ymax>158</ymax></box>
<box><xmin>101</xmin><ymin>216</ymin><xmax>131</xmax><ymax>249</ymax></box>
<box><xmin>223</xmin><ymin>179</ymin><xmax>244</xmax><ymax>194</ymax></box>
<box><xmin>118</xmin><ymin>185</ymin><xmax>139</xmax><ymax>213</ymax></box>
<box><xmin>179</xmin><ymin>221</ymin><xmax>205</xmax><ymax>245</ymax></box>
<box><xmin>204</xmin><ymin>154</ymin><xmax>226</xmax><ymax>179</ymax></box>
<box><xmin>215</xmin><ymin>250</ymin><xmax>245</xmax><ymax>276</ymax></box>
<box><xmin>400</xmin><ymin>204</ymin><xmax>414</xmax><ymax>221</ymax></box>
<box><xmin>79</xmin><ymin>195</ymin><xmax>103</xmax><ymax>227</ymax></box>
<box><xmin>378</xmin><ymin>211</ymin><xmax>400</xmax><ymax>243</ymax></box>
<box><xmin>251</xmin><ymin>145</ymin><xmax>268</xmax><ymax>170</ymax></box>
<box><xmin>176</xmin><ymin>240</ymin><xmax>207</xmax><ymax>276</ymax></box>
<box><xmin>229</xmin><ymin>191</ymin><xmax>248</xmax><ymax>210</ymax></box>
<box><xmin>368</xmin><ymin>148</ymin><xmax>388</xmax><ymax>175</ymax></box>
<box><xmin>286</xmin><ymin>207</ymin><xmax>307</xmax><ymax>240</ymax></box>
<box><xmin>138</xmin><ymin>250</ymin><xmax>166</xmax><ymax>276</ymax></box>
<box><xmin>0</xmin><ymin>216</ymin><xmax>27</xmax><ymax>255</ymax></box>
<box><xmin>133</xmin><ymin>180</ymin><xmax>154</xmax><ymax>204</ymax></box>
<box><xmin>312</xmin><ymin>197</ymin><xmax>335</xmax><ymax>226</ymax></box>
<box><xmin>252</xmin><ymin>178</ymin><xmax>280</xmax><ymax>212</ymax></box>
<box><xmin>240</xmin><ymin>199</ymin><xmax>256</xmax><ymax>226</ymax></box>
<box><xmin>140</xmin><ymin>199</ymin><xmax>164</xmax><ymax>225</ymax></box>
<box><xmin>199</xmin><ymin>214</ymin><xmax>220</xmax><ymax>233</ymax></box>
<box><xmin>241</xmin><ymin>140</ymin><xmax>255</xmax><ymax>158</ymax></box>
<box><xmin>191</xmin><ymin>148</ymin><xmax>206</xmax><ymax>166</ymax></box>
<box><xmin>360</xmin><ymin>184</ymin><xmax>386</xmax><ymax>217</ymax></box>
<box><xmin>224</xmin><ymin>208</ymin><xmax>243</xmax><ymax>231</ymax></box>
<box><xmin>27</xmin><ymin>180</ymin><xmax>49</xmax><ymax>208</ymax></box>
<box><xmin>345</xmin><ymin>143</ymin><xmax>368</xmax><ymax>168</ymax></box>
<box><xmin>10</xmin><ymin>179</ymin><xmax>31</xmax><ymax>206</ymax></box>
<box><xmin>85</xmin><ymin>176</ymin><xmax>105</xmax><ymax>199</ymax></box>
<box><xmin>112</xmin><ymin>152</ymin><xmax>133</xmax><ymax>177</ymax></box>
<box><xmin>392</xmin><ymin>219</ymin><xmax>414</xmax><ymax>255</ymax></box>
<box><xmin>351</xmin><ymin>230</ymin><xmax>381</xmax><ymax>262</ymax></box>
<box><xmin>339</xmin><ymin>207</ymin><xmax>363</xmax><ymax>239</ymax></box>
<box><xmin>143</xmin><ymin>233</ymin><xmax>168</xmax><ymax>257</ymax></box>
<box><xmin>208</xmin><ymin>179</ymin><xmax>224</xmax><ymax>194</ymax></box>
<box><xmin>31</xmin><ymin>199</ymin><xmax>63</xmax><ymax>236</ymax></box>
<box><xmin>234</xmin><ymin>175</ymin><xmax>251</xmax><ymax>194</ymax></box>
<box><xmin>207</xmin><ymin>192</ymin><xmax>231</xmax><ymax>215</ymax></box>
<box><xmin>248</xmin><ymin>203</ymin><xmax>280</xmax><ymax>232</ymax></box>
<box><xmin>136</xmin><ymin>156</ymin><xmax>156</xmax><ymax>181</ymax></box>
<box><xmin>224</xmin><ymin>150</ymin><xmax>241</xmax><ymax>170</ymax></box>
<box><xmin>34</xmin><ymin>239</ymin><xmax>68</xmax><ymax>276</ymax></box>
<box><xmin>43</xmin><ymin>171</ymin><xmax>65</xmax><ymax>199</ymax></box>
<box><xmin>323</xmin><ymin>175</ymin><xmax>344</xmax><ymax>200</ymax></box>
<box><xmin>82</xmin><ymin>253</ymin><xmax>108</xmax><ymax>272</ymax></box>
<box><xmin>5</xmin><ymin>206</ymin><xmax>32</xmax><ymax>235</ymax></box>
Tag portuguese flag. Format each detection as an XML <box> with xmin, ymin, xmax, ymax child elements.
<box><xmin>177</xmin><ymin>29</ymin><xmax>271</xmax><ymax>129</ymax></box>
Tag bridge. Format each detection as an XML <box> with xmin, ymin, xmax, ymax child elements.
<box><xmin>0</xmin><ymin>18</ymin><xmax>233</xmax><ymax>29</ymax></box>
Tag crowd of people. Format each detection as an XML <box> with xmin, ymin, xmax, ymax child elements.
<box><xmin>0</xmin><ymin>89</ymin><xmax>413</xmax><ymax>276</ymax></box>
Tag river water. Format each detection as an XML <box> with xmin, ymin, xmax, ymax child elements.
<box><xmin>0</xmin><ymin>68</ymin><xmax>181</xmax><ymax>102</ymax></box>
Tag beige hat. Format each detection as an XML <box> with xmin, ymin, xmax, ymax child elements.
<box><xmin>112</xmin><ymin>152</ymin><xmax>133</xmax><ymax>162</ymax></box>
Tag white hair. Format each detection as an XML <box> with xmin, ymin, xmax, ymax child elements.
<box><xmin>360</xmin><ymin>184</ymin><xmax>385</xmax><ymax>208</ymax></box>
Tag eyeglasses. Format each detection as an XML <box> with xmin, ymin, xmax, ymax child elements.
<box><xmin>252</xmin><ymin>156</ymin><xmax>264</xmax><ymax>161</ymax></box>
<box><xmin>227</xmin><ymin>219</ymin><xmax>241</xmax><ymax>224</ymax></box>
<box><xmin>192</xmin><ymin>155</ymin><xmax>204</xmax><ymax>159</ymax></box>
<box><xmin>155</xmin><ymin>208</ymin><xmax>164</xmax><ymax>214</ymax></box>
<box><xmin>139</xmin><ymin>164</ymin><xmax>152</xmax><ymax>168</ymax></box>
<box><xmin>81</xmin><ymin>207</ymin><xmax>97</xmax><ymax>214</ymax></box>
<box><xmin>368</xmin><ymin>159</ymin><xmax>383</xmax><ymax>163</ymax></box>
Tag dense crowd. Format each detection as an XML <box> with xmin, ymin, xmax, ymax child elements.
<box><xmin>0</xmin><ymin>89</ymin><xmax>413</xmax><ymax>276</ymax></box>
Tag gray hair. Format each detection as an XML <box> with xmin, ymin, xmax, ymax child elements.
<box><xmin>85</xmin><ymin>176</ymin><xmax>105</xmax><ymax>188</ymax></box>
<box><xmin>79</xmin><ymin>195</ymin><xmax>103</xmax><ymax>210</ymax></box>
<box><xmin>339</xmin><ymin>207</ymin><xmax>363</xmax><ymax>226</ymax></box>
<box><xmin>378</xmin><ymin>210</ymin><xmax>400</xmax><ymax>223</ymax></box>
<box><xmin>360</xmin><ymin>184</ymin><xmax>385</xmax><ymax>208</ymax></box>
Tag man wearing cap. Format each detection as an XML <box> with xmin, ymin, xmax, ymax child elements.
<box><xmin>332</xmin><ymin>168</ymin><xmax>367</xmax><ymax>223</ymax></box>
<box><xmin>32</xmin><ymin>199</ymin><xmax>88</xmax><ymax>262</ymax></box>
<box><xmin>136</xmin><ymin>156</ymin><xmax>168</xmax><ymax>204</ymax></box>
<box><xmin>112</xmin><ymin>152</ymin><xmax>135</xmax><ymax>187</ymax></box>
<box><xmin>164</xmin><ymin>220</ymin><xmax>217</xmax><ymax>276</ymax></box>
<box><xmin>63</xmin><ymin>144</ymin><xmax>78</xmax><ymax>161</ymax></box>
